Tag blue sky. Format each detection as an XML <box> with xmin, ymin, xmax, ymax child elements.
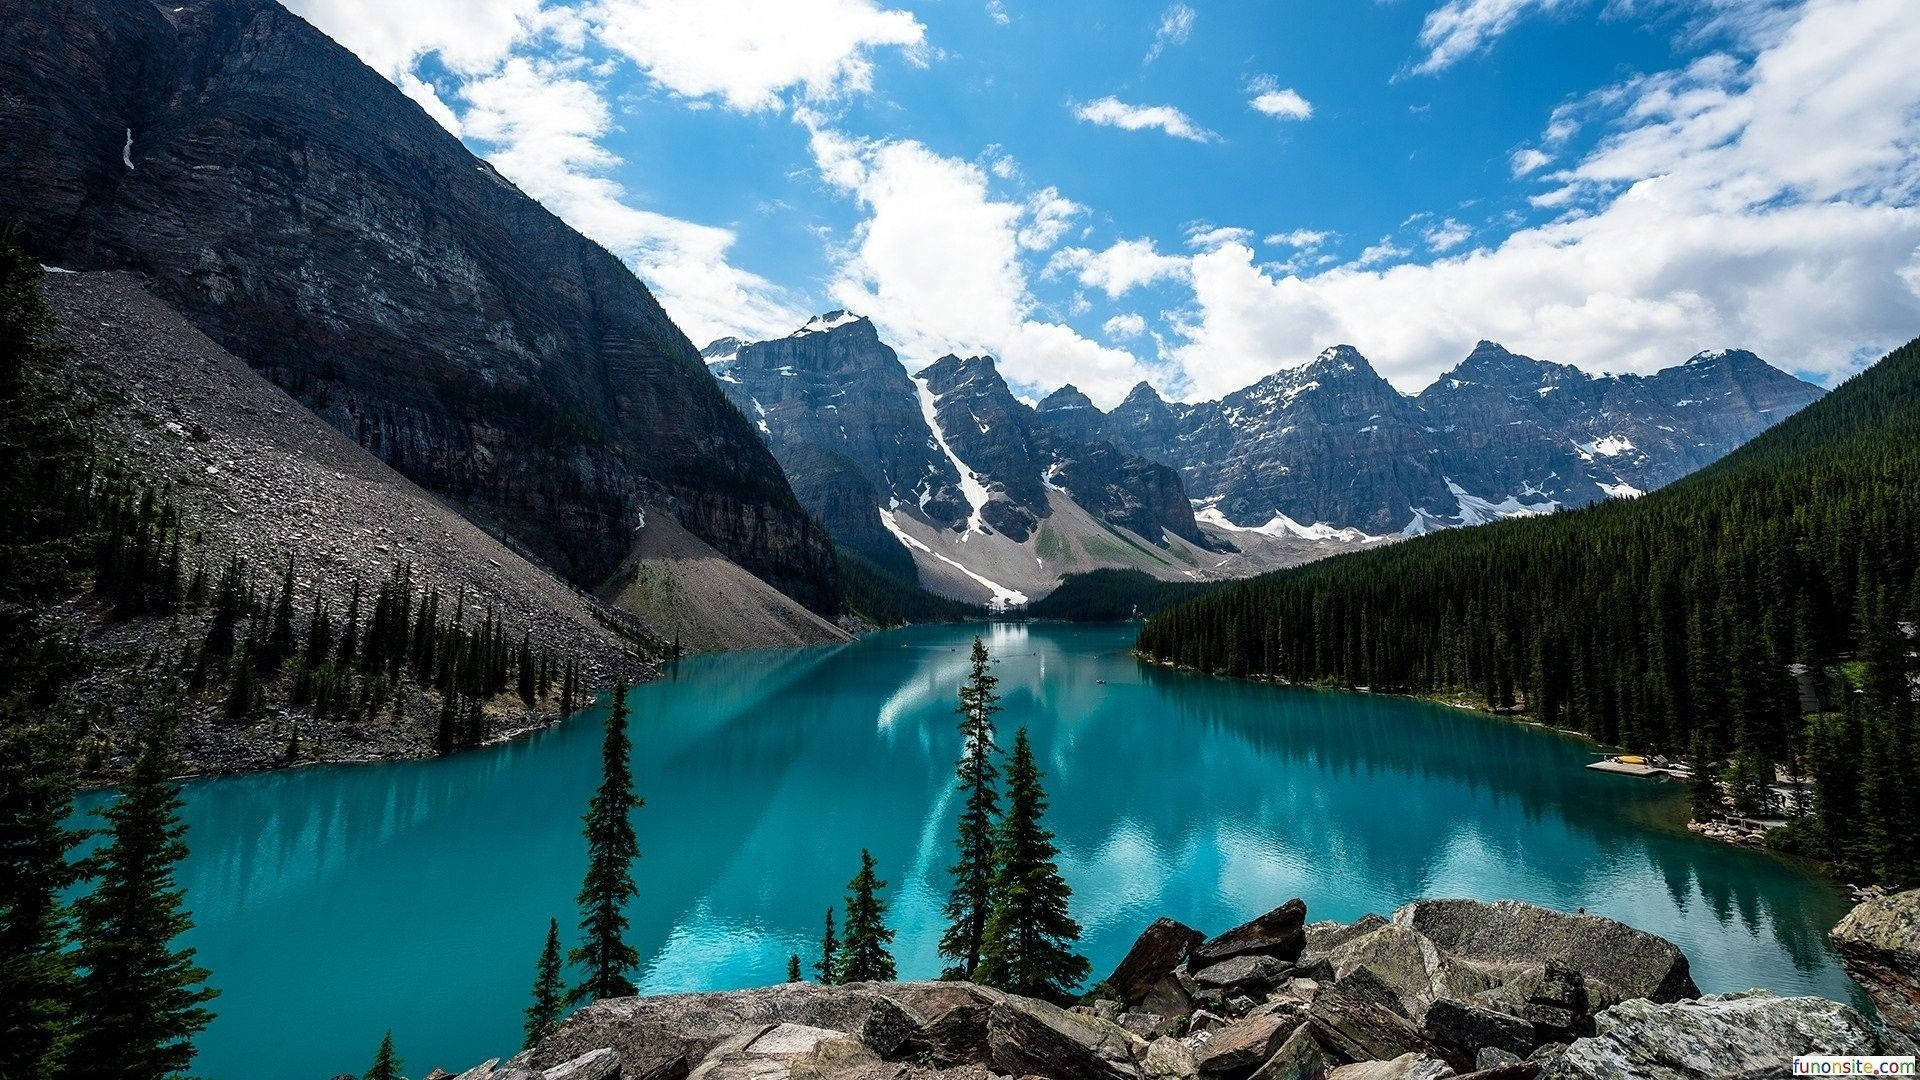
<box><xmin>288</xmin><ymin>0</ymin><xmax>1920</xmax><ymax>404</ymax></box>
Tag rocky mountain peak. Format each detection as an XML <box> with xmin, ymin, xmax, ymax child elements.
<box><xmin>1122</xmin><ymin>380</ymin><xmax>1168</xmax><ymax>407</ymax></box>
<box><xmin>701</xmin><ymin>336</ymin><xmax>744</xmax><ymax>364</ymax></box>
<box><xmin>790</xmin><ymin>310</ymin><xmax>872</xmax><ymax>339</ymax></box>
<box><xmin>1037</xmin><ymin>384</ymin><xmax>1096</xmax><ymax>413</ymax></box>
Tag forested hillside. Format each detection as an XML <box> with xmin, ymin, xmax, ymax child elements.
<box><xmin>1138</xmin><ymin>337</ymin><xmax>1920</xmax><ymax>885</ymax></box>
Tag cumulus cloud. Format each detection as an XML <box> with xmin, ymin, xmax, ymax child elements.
<box><xmin>1423</xmin><ymin>218</ymin><xmax>1474</xmax><ymax>251</ymax></box>
<box><xmin>461</xmin><ymin>59</ymin><xmax>803</xmax><ymax>344</ymax></box>
<box><xmin>802</xmin><ymin>117</ymin><xmax>1151</xmax><ymax>403</ymax></box>
<box><xmin>1187</xmin><ymin>225</ymin><xmax>1256</xmax><ymax>250</ymax></box>
<box><xmin>1046</xmin><ymin>239</ymin><xmax>1191</xmax><ymax>298</ymax></box>
<box><xmin>1246</xmin><ymin>76</ymin><xmax>1314</xmax><ymax>120</ymax></box>
<box><xmin>1144</xmin><ymin>4</ymin><xmax>1196</xmax><ymax>63</ymax></box>
<box><xmin>1073</xmin><ymin>97</ymin><xmax>1218</xmax><ymax>143</ymax></box>
<box><xmin>1410</xmin><ymin>0</ymin><xmax>1580</xmax><ymax>75</ymax></box>
<box><xmin>1510</xmin><ymin>147</ymin><xmax>1553</xmax><ymax>176</ymax></box>
<box><xmin>1265</xmin><ymin>229</ymin><xmax>1333</xmax><ymax>249</ymax></box>
<box><xmin>1103</xmin><ymin>313</ymin><xmax>1148</xmax><ymax>339</ymax></box>
<box><xmin>1166</xmin><ymin>0</ymin><xmax>1920</xmax><ymax>399</ymax></box>
<box><xmin>1018</xmin><ymin>187</ymin><xmax>1088</xmax><ymax>250</ymax></box>
<box><xmin>1409</xmin><ymin>0</ymin><xmax>1802</xmax><ymax>75</ymax></box>
<box><xmin>588</xmin><ymin>0</ymin><xmax>926</xmax><ymax>111</ymax></box>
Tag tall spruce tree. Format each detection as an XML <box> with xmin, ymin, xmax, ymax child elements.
<box><xmin>524</xmin><ymin>918</ymin><xmax>566</xmax><ymax>1049</ymax></box>
<box><xmin>0</xmin><ymin>717</ymin><xmax>83</xmax><ymax>1078</ymax></box>
<box><xmin>836</xmin><ymin>850</ymin><xmax>896</xmax><ymax>983</ymax></box>
<box><xmin>974</xmin><ymin>728</ymin><xmax>1088</xmax><ymax>1002</ymax></box>
<box><xmin>70</xmin><ymin>707</ymin><xmax>218</xmax><ymax>1077</ymax></box>
<box><xmin>364</xmin><ymin>1030</ymin><xmax>403</xmax><ymax>1080</ymax></box>
<box><xmin>814</xmin><ymin>907</ymin><xmax>838</xmax><ymax>984</ymax></box>
<box><xmin>569</xmin><ymin>683</ymin><xmax>642</xmax><ymax>1003</ymax></box>
<box><xmin>940</xmin><ymin>637</ymin><xmax>1002</xmax><ymax>978</ymax></box>
<box><xmin>786</xmin><ymin>953</ymin><xmax>802</xmax><ymax>982</ymax></box>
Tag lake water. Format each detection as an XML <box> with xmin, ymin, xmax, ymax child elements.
<box><xmin>74</xmin><ymin>622</ymin><xmax>1861</xmax><ymax>1079</ymax></box>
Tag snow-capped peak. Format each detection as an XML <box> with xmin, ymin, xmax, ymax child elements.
<box><xmin>700</xmin><ymin>337</ymin><xmax>743</xmax><ymax>365</ymax></box>
<box><xmin>791</xmin><ymin>310</ymin><xmax>864</xmax><ymax>336</ymax></box>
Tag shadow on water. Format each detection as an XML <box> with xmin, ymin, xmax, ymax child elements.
<box><xmin>71</xmin><ymin>622</ymin><xmax>1861</xmax><ymax>1080</ymax></box>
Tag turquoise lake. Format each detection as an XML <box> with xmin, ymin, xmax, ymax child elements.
<box><xmin>74</xmin><ymin>622</ymin><xmax>1862</xmax><ymax>1079</ymax></box>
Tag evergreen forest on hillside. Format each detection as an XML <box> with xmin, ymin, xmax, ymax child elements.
<box><xmin>1138</xmin><ymin>337</ymin><xmax>1920</xmax><ymax>886</ymax></box>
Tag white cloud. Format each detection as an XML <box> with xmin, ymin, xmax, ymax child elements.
<box><xmin>1246</xmin><ymin>76</ymin><xmax>1314</xmax><ymax>121</ymax></box>
<box><xmin>1103</xmin><ymin>313</ymin><xmax>1148</xmax><ymax>339</ymax></box>
<box><xmin>1265</xmin><ymin>229</ymin><xmax>1333</xmax><ymax>249</ymax></box>
<box><xmin>1073</xmin><ymin>97</ymin><xmax>1218</xmax><ymax>143</ymax></box>
<box><xmin>1510</xmin><ymin>147</ymin><xmax>1553</xmax><ymax>176</ymax></box>
<box><xmin>1423</xmin><ymin>218</ymin><xmax>1474</xmax><ymax>251</ymax></box>
<box><xmin>1410</xmin><ymin>0</ymin><xmax>1579</xmax><ymax>75</ymax></box>
<box><xmin>802</xmin><ymin>118</ymin><xmax>1150</xmax><ymax>404</ymax></box>
<box><xmin>1166</xmin><ymin>0</ymin><xmax>1920</xmax><ymax>399</ymax></box>
<box><xmin>1410</xmin><ymin>0</ymin><xmax>1801</xmax><ymax>75</ymax></box>
<box><xmin>987</xmin><ymin>1</ymin><xmax>1010</xmax><ymax>25</ymax></box>
<box><xmin>1144</xmin><ymin>4</ymin><xmax>1197</xmax><ymax>63</ymax></box>
<box><xmin>588</xmin><ymin>0</ymin><xmax>926</xmax><ymax>112</ymax></box>
<box><xmin>461</xmin><ymin>58</ymin><xmax>803</xmax><ymax>344</ymax></box>
<box><xmin>1187</xmin><ymin>225</ymin><xmax>1256</xmax><ymax>250</ymax></box>
<box><xmin>1046</xmin><ymin>239</ymin><xmax>1191</xmax><ymax>298</ymax></box>
<box><xmin>1353</xmin><ymin>238</ymin><xmax>1412</xmax><ymax>267</ymax></box>
<box><xmin>1018</xmin><ymin>187</ymin><xmax>1088</xmax><ymax>250</ymax></box>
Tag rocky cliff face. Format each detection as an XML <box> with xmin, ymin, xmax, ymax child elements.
<box><xmin>454</xmin><ymin>893</ymin><xmax>1910</xmax><ymax>1080</ymax></box>
<box><xmin>0</xmin><ymin>0</ymin><xmax>836</xmax><ymax>613</ymax></box>
<box><xmin>1105</xmin><ymin>342</ymin><xmax>1823</xmax><ymax>535</ymax></box>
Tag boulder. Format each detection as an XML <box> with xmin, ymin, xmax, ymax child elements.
<box><xmin>1329</xmin><ymin>968</ymin><xmax>1413</xmax><ymax>1019</ymax></box>
<box><xmin>1473</xmin><ymin>1048</ymin><xmax>1524</xmax><ymax>1071</ymax></box>
<box><xmin>1473</xmin><ymin>963</ymin><xmax>1598</xmax><ymax>1044</ymax></box>
<box><xmin>1421</xmin><ymin>1000</ymin><xmax>1536</xmax><ymax>1062</ymax></box>
<box><xmin>1309</xmin><ymin>982</ymin><xmax>1447</xmax><ymax>1065</ymax></box>
<box><xmin>1145</xmin><ymin>1035</ymin><xmax>1200</xmax><ymax>1080</ymax></box>
<box><xmin>1455</xmin><ymin>1066</ymin><xmax>1539</xmax><ymax>1080</ymax></box>
<box><xmin>1123</xmin><ymin>1012</ymin><xmax>1178</xmax><ymax>1040</ymax></box>
<box><xmin>1327</xmin><ymin>925</ymin><xmax>1495</xmax><ymax>1022</ymax></box>
<box><xmin>526</xmin><ymin>983</ymin><xmax>923</xmax><ymax>1077</ymax></box>
<box><xmin>1392</xmin><ymin>900</ymin><xmax>1698</xmax><ymax>1003</ymax></box>
<box><xmin>1541</xmin><ymin>990</ymin><xmax>1915</xmax><ymax>1080</ymax></box>
<box><xmin>1194</xmin><ymin>901</ymin><xmax>1309</xmax><ymax>967</ymax></box>
<box><xmin>1143</xmin><ymin>974</ymin><xmax>1197</xmax><ymax>1025</ymax></box>
<box><xmin>687</xmin><ymin>1025</ymin><xmax>865</xmax><ymax>1080</ymax></box>
<box><xmin>985</xmin><ymin>995</ymin><xmax>1150</xmax><ymax>1080</ymax></box>
<box><xmin>1110</xmin><ymin>919</ymin><xmax>1208</xmax><ymax>1004</ymax></box>
<box><xmin>1325</xmin><ymin>1054</ymin><xmax>1456</xmax><ymax>1079</ymax></box>
<box><xmin>1191</xmin><ymin>1013</ymin><xmax>1305</xmax><ymax>1076</ymax></box>
<box><xmin>1828</xmin><ymin>887</ymin><xmax>1920</xmax><ymax>1041</ymax></box>
<box><xmin>875</xmin><ymin>983</ymin><xmax>1004</xmax><ymax>1067</ymax></box>
<box><xmin>1250</xmin><ymin>1025</ymin><xmax>1339</xmax><ymax>1080</ymax></box>
<box><xmin>1193</xmin><ymin>956</ymin><xmax>1292</xmax><ymax>994</ymax></box>
<box><xmin>1307</xmin><ymin>915</ymin><xmax>1391</xmax><ymax>956</ymax></box>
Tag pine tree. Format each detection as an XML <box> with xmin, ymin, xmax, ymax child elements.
<box><xmin>974</xmin><ymin>728</ymin><xmax>1088</xmax><ymax>1002</ymax></box>
<box><xmin>836</xmin><ymin>850</ymin><xmax>896</xmax><ymax>983</ymax></box>
<box><xmin>70</xmin><ymin>707</ymin><xmax>218</xmax><ymax>1077</ymax></box>
<box><xmin>0</xmin><ymin>717</ymin><xmax>83</xmax><ymax>1078</ymax></box>
<box><xmin>364</xmin><ymin>1030</ymin><xmax>403</xmax><ymax>1080</ymax></box>
<box><xmin>569</xmin><ymin>683</ymin><xmax>642</xmax><ymax>1003</ymax></box>
<box><xmin>518</xmin><ymin>632</ymin><xmax>537</xmax><ymax>708</ymax></box>
<box><xmin>787</xmin><ymin>953</ymin><xmax>802</xmax><ymax>982</ymax></box>
<box><xmin>262</xmin><ymin>560</ymin><xmax>296</xmax><ymax>668</ymax></box>
<box><xmin>524</xmin><ymin>918</ymin><xmax>566</xmax><ymax>1049</ymax></box>
<box><xmin>814</xmin><ymin>907</ymin><xmax>838</xmax><ymax>984</ymax></box>
<box><xmin>940</xmin><ymin>637</ymin><xmax>1002</xmax><ymax>978</ymax></box>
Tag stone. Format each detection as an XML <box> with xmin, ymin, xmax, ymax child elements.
<box><xmin>1249</xmin><ymin>1025</ymin><xmax>1340</xmax><ymax>1080</ymax></box>
<box><xmin>1473</xmin><ymin>964</ymin><xmax>1596</xmax><ymax>1044</ymax></box>
<box><xmin>1828</xmin><ymin>886</ymin><xmax>1920</xmax><ymax>1041</ymax></box>
<box><xmin>1123</xmin><ymin>1013</ymin><xmax>1178</xmax><ymax>1040</ymax></box>
<box><xmin>1144</xmin><ymin>1036</ymin><xmax>1200</xmax><ymax>1080</ymax></box>
<box><xmin>1454</xmin><ymin>1066</ymin><xmax>1539</xmax><ymax>1080</ymax></box>
<box><xmin>873</xmin><ymin>981</ymin><xmax>1006</xmax><ymax>1065</ymax></box>
<box><xmin>1143</xmin><ymin>974</ymin><xmax>1198</xmax><ymax>1025</ymax></box>
<box><xmin>1329</xmin><ymin>968</ymin><xmax>1412</xmax><ymax>1020</ymax></box>
<box><xmin>1541</xmin><ymin>991</ymin><xmax>1916</xmax><ymax>1080</ymax></box>
<box><xmin>1307</xmin><ymin>916</ymin><xmax>1391</xmax><ymax>956</ymax></box>
<box><xmin>985</xmin><ymin>995</ymin><xmax>1149</xmax><ymax>1080</ymax></box>
<box><xmin>1309</xmin><ymin>981</ymin><xmax>1448</xmax><ymax>1066</ymax></box>
<box><xmin>1193</xmin><ymin>956</ymin><xmax>1292</xmax><ymax>993</ymax></box>
<box><xmin>1325</xmin><ymin>1053</ymin><xmax>1456</xmax><ymax>1079</ymax></box>
<box><xmin>1193</xmin><ymin>900</ymin><xmax>1309</xmax><ymax>967</ymax></box>
<box><xmin>1192</xmin><ymin>1013</ymin><xmax>1304</xmax><ymax>1076</ymax></box>
<box><xmin>1422</xmin><ymin>1000</ymin><xmax>1536</xmax><ymax>1063</ymax></box>
<box><xmin>1327</xmin><ymin>925</ymin><xmax>1495</xmax><ymax>1023</ymax></box>
<box><xmin>1474</xmin><ymin>1048</ymin><xmax>1523</xmax><ymax>1070</ymax></box>
<box><xmin>1392</xmin><ymin>900</ymin><xmax>1699</xmax><ymax>1004</ymax></box>
<box><xmin>541</xmin><ymin>1048</ymin><xmax>621</xmax><ymax>1080</ymax></box>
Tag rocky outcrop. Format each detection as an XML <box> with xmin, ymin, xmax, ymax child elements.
<box><xmin>1540</xmin><ymin>991</ymin><xmax>1914</xmax><ymax>1080</ymax></box>
<box><xmin>1828</xmin><ymin>887</ymin><xmax>1920</xmax><ymax>1041</ymax></box>
<box><xmin>0</xmin><ymin>0</ymin><xmax>837</xmax><ymax>614</ymax></box>
<box><xmin>480</xmin><ymin>895</ymin><xmax>1901</xmax><ymax>1080</ymax></box>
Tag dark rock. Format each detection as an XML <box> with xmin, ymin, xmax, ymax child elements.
<box><xmin>1324</xmin><ymin>1054</ymin><xmax>1456</xmax><ymax>1079</ymax></box>
<box><xmin>984</xmin><ymin>996</ymin><xmax>1148</xmax><ymax>1080</ymax></box>
<box><xmin>1110</xmin><ymin>918</ymin><xmax>1208</xmax><ymax>1004</ymax></box>
<box><xmin>1473</xmin><ymin>963</ymin><xmax>1596</xmax><ymax>1043</ymax></box>
<box><xmin>1393</xmin><ymin>900</ymin><xmax>1699</xmax><ymax>1003</ymax></box>
<box><xmin>1326</xmin><ymin>924</ymin><xmax>1495</xmax><ymax>1022</ymax></box>
<box><xmin>1828</xmin><ymin>886</ymin><xmax>1920</xmax><ymax>1041</ymax></box>
<box><xmin>1123</xmin><ymin>1012</ymin><xmax>1178</xmax><ymax>1040</ymax></box>
<box><xmin>1455</xmin><ymin>1065</ymin><xmax>1538</xmax><ymax>1080</ymax></box>
<box><xmin>1192</xmin><ymin>1013</ymin><xmax>1304</xmax><ymax>1076</ymax></box>
<box><xmin>1308</xmin><ymin>981</ymin><xmax>1447</xmax><ymax>1065</ymax></box>
<box><xmin>1249</xmin><ymin>1024</ymin><xmax>1340</xmax><ymax>1080</ymax></box>
<box><xmin>1143</xmin><ymin>974</ymin><xmax>1197</xmax><ymax>1023</ymax></box>
<box><xmin>1193</xmin><ymin>900</ymin><xmax>1309</xmax><ymax>967</ymax></box>
<box><xmin>1329</xmin><ymin>968</ymin><xmax>1412</xmax><ymax>1020</ymax></box>
<box><xmin>1540</xmin><ymin>991</ymin><xmax>1916</xmax><ymax>1080</ymax></box>
<box><xmin>873</xmin><ymin>983</ymin><xmax>1004</xmax><ymax>1065</ymax></box>
<box><xmin>1307</xmin><ymin>916</ymin><xmax>1390</xmax><ymax>955</ymax></box>
<box><xmin>1422</xmin><ymin>999</ymin><xmax>1537</xmax><ymax>1062</ymax></box>
<box><xmin>1193</xmin><ymin>956</ymin><xmax>1291</xmax><ymax>993</ymax></box>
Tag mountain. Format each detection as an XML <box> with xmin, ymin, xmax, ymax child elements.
<box><xmin>1139</xmin><ymin>332</ymin><xmax>1920</xmax><ymax>883</ymax></box>
<box><xmin>708</xmin><ymin>315</ymin><xmax>1346</xmax><ymax>608</ymax></box>
<box><xmin>0</xmin><ymin>0</ymin><xmax>837</xmax><ymax>618</ymax></box>
<box><xmin>1108</xmin><ymin>341</ymin><xmax>1824</xmax><ymax>535</ymax></box>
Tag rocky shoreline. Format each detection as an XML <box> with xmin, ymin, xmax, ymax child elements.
<box><xmin>424</xmin><ymin>890</ymin><xmax>1919</xmax><ymax>1080</ymax></box>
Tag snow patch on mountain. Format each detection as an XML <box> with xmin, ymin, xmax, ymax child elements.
<box><xmin>792</xmin><ymin>310</ymin><xmax>862</xmax><ymax>336</ymax></box>
<box><xmin>1443</xmin><ymin>478</ymin><xmax>1558</xmax><ymax>526</ymax></box>
<box><xmin>1597</xmin><ymin>480</ymin><xmax>1645</xmax><ymax>499</ymax></box>
<box><xmin>878</xmin><ymin>507</ymin><xmax>1027</xmax><ymax>609</ymax></box>
<box><xmin>912</xmin><ymin>374</ymin><xmax>997</xmax><ymax>537</ymax></box>
<box><xmin>1194</xmin><ymin>506</ymin><xmax>1386</xmax><ymax>544</ymax></box>
<box><xmin>1574</xmin><ymin>434</ymin><xmax>1636</xmax><ymax>459</ymax></box>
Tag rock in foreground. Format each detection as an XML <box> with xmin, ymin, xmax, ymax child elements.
<box><xmin>1828</xmin><ymin>887</ymin><xmax>1920</xmax><ymax>1042</ymax></box>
